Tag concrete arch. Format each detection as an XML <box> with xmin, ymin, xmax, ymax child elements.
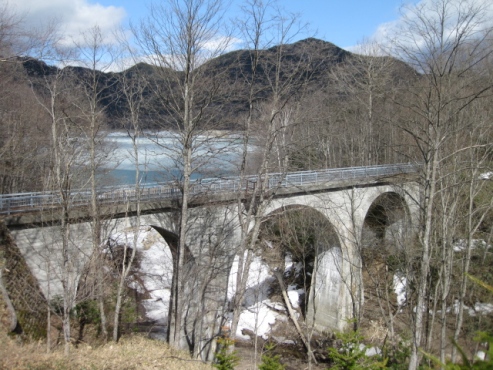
<box><xmin>258</xmin><ymin>185</ymin><xmax>420</xmax><ymax>332</ymax></box>
<box><xmin>260</xmin><ymin>203</ymin><xmax>343</xmax><ymax>260</ymax></box>
<box><xmin>360</xmin><ymin>190</ymin><xmax>412</xmax><ymax>249</ymax></box>
<box><xmin>248</xmin><ymin>202</ymin><xmax>352</xmax><ymax>332</ymax></box>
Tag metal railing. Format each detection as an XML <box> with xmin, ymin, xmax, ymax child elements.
<box><xmin>0</xmin><ymin>163</ymin><xmax>417</xmax><ymax>215</ymax></box>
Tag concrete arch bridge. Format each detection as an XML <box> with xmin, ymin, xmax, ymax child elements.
<box><xmin>2</xmin><ymin>164</ymin><xmax>419</xmax><ymax>353</ymax></box>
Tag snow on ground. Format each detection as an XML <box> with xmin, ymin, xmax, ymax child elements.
<box><xmin>479</xmin><ymin>172</ymin><xmax>493</xmax><ymax>180</ymax></box>
<box><xmin>468</xmin><ymin>303</ymin><xmax>493</xmax><ymax>316</ymax></box>
<box><xmin>235</xmin><ymin>301</ymin><xmax>286</xmax><ymax>340</ymax></box>
<box><xmin>287</xmin><ymin>285</ymin><xmax>304</xmax><ymax>309</ymax></box>
<box><xmin>108</xmin><ymin>230</ymin><xmax>299</xmax><ymax>339</ymax></box>
<box><xmin>396</xmin><ymin>278</ymin><xmax>493</xmax><ymax>319</ymax></box>
<box><xmin>284</xmin><ymin>254</ymin><xmax>293</xmax><ymax>271</ymax></box>
<box><xmin>109</xmin><ymin>226</ymin><xmax>173</xmax><ymax>324</ymax></box>
<box><xmin>449</xmin><ymin>300</ymin><xmax>493</xmax><ymax>316</ymax></box>
<box><xmin>227</xmin><ymin>253</ymin><xmax>273</xmax><ymax>305</ymax></box>
<box><xmin>393</xmin><ymin>274</ymin><xmax>407</xmax><ymax>306</ymax></box>
<box><xmin>108</xmin><ymin>230</ymin><xmax>295</xmax><ymax>339</ymax></box>
<box><xmin>107</xmin><ymin>227</ymin><xmax>493</xmax><ymax>341</ymax></box>
<box><xmin>227</xmin><ymin>252</ymin><xmax>299</xmax><ymax>340</ymax></box>
<box><xmin>453</xmin><ymin>239</ymin><xmax>490</xmax><ymax>252</ymax></box>
<box><xmin>476</xmin><ymin>351</ymin><xmax>486</xmax><ymax>361</ymax></box>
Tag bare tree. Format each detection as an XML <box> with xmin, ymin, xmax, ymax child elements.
<box><xmin>450</xmin><ymin>108</ymin><xmax>493</xmax><ymax>361</ymax></box>
<box><xmin>133</xmin><ymin>0</ymin><xmax>234</xmax><ymax>352</ymax></box>
<box><xmin>31</xmin><ymin>64</ymin><xmax>90</xmax><ymax>355</ymax></box>
<box><xmin>258</xmin><ymin>207</ymin><xmax>333</xmax><ymax>366</ymax></box>
<box><xmin>329</xmin><ymin>40</ymin><xmax>400</xmax><ymax>166</ymax></box>
<box><xmin>228</xmin><ymin>0</ymin><xmax>314</xmax><ymax>345</ymax></box>
<box><xmin>111</xmin><ymin>57</ymin><xmax>149</xmax><ymax>342</ymax></box>
<box><xmin>71</xmin><ymin>26</ymin><xmax>120</xmax><ymax>341</ymax></box>
<box><xmin>387</xmin><ymin>1</ymin><xmax>493</xmax><ymax>368</ymax></box>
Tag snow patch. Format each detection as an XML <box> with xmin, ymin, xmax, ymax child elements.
<box><xmin>393</xmin><ymin>274</ymin><xmax>407</xmax><ymax>306</ymax></box>
<box><xmin>108</xmin><ymin>227</ymin><xmax>173</xmax><ymax>323</ymax></box>
<box><xmin>235</xmin><ymin>301</ymin><xmax>284</xmax><ymax>340</ymax></box>
<box><xmin>475</xmin><ymin>351</ymin><xmax>486</xmax><ymax>361</ymax></box>
<box><xmin>453</xmin><ymin>239</ymin><xmax>489</xmax><ymax>252</ymax></box>
<box><xmin>228</xmin><ymin>252</ymin><xmax>292</xmax><ymax>340</ymax></box>
<box><xmin>284</xmin><ymin>255</ymin><xmax>293</xmax><ymax>271</ymax></box>
<box><xmin>287</xmin><ymin>285</ymin><xmax>305</xmax><ymax>309</ymax></box>
<box><xmin>468</xmin><ymin>303</ymin><xmax>493</xmax><ymax>317</ymax></box>
<box><xmin>228</xmin><ymin>253</ymin><xmax>273</xmax><ymax>305</ymax></box>
<box><xmin>365</xmin><ymin>346</ymin><xmax>382</xmax><ymax>356</ymax></box>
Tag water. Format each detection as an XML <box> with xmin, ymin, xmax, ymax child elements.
<box><xmin>103</xmin><ymin>131</ymin><xmax>248</xmax><ymax>186</ymax></box>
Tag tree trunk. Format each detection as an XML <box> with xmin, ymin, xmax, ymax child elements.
<box><xmin>274</xmin><ymin>270</ymin><xmax>317</xmax><ymax>364</ymax></box>
<box><xmin>409</xmin><ymin>152</ymin><xmax>438</xmax><ymax>370</ymax></box>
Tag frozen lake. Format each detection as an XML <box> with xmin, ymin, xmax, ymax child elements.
<box><xmin>103</xmin><ymin>131</ymin><xmax>249</xmax><ymax>186</ymax></box>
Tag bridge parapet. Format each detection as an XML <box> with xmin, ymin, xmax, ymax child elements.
<box><xmin>0</xmin><ymin>163</ymin><xmax>418</xmax><ymax>217</ymax></box>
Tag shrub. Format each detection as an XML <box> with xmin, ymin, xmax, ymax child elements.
<box><xmin>259</xmin><ymin>342</ymin><xmax>285</xmax><ymax>370</ymax></box>
<box><xmin>213</xmin><ymin>337</ymin><xmax>239</xmax><ymax>370</ymax></box>
<box><xmin>327</xmin><ymin>329</ymin><xmax>386</xmax><ymax>370</ymax></box>
<box><xmin>381</xmin><ymin>340</ymin><xmax>410</xmax><ymax>370</ymax></box>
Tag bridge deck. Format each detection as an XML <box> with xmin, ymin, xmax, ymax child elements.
<box><xmin>1</xmin><ymin>164</ymin><xmax>418</xmax><ymax>225</ymax></box>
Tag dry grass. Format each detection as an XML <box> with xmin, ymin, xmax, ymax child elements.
<box><xmin>0</xmin><ymin>332</ymin><xmax>212</xmax><ymax>370</ymax></box>
<box><xmin>0</xmin><ymin>288</ymin><xmax>211</xmax><ymax>369</ymax></box>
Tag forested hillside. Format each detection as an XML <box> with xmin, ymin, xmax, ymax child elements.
<box><xmin>1</xmin><ymin>36</ymin><xmax>417</xmax><ymax>194</ymax></box>
<box><xmin>1</xmin><ymin>0</ymin><xmax>492</xmax><ymax>369</ymax></box>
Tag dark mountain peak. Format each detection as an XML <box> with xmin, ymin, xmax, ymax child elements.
<box><xmin>123</xmin><ymin>62</ymin><xmax>159</xmax><ymax>75</ymax></box>
<box><xmin>20</xmin><ymin>57</ymin><xmax>58</xmax><ymax>77</ymax></box>
<box><xmin>204</xmin><ymin>37</ymin><xmax>348</xmax><ymax>73</ymax></box>
<box><xmin>63</xmin><ymin>65</ymin><xmax>91</xmax><ymax>75</ymax></box>
<box><xmin>264</xmin><ymin>37</ymin><xmax>350</xmax><ymax>65</ymax></box>
<box><xmin>17</xmin><ymin>38</ymin><xmax>414</xmax><ymax>130</ymax></box>
<box><xmin>290</xmin><ymin>37</ymin><xmax>339</xmax><ymax>49</ymax></box>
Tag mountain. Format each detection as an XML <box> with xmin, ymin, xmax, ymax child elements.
<box><xmin>19</xmin><ymin>38</ymin><xmax>415</xmax><ymax>130</ymax></box>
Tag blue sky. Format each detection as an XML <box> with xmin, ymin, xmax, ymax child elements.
<box><xmin>9</xmin><ymin>0</ymin><xmax>416</xmax><ymax>50</ymax></box>
<box><xmin>98</xmin><ymin>0</ymin><xmax>411</xmax><ymax>49</ymax></box>
<box><xmin>8</xmin><ymin>0</ymin><xmax>493</xmax><ymax>71</ymax></box>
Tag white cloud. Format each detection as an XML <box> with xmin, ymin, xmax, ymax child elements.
<box><xmin>370</xmin><ymin>0</ymin><xmax>493</xmax><ymax>53</ymax></box>
<box><xmin>201</xmin><ymin>36</ymin><xmax>243</xmax><ymax>53</ymax></box>
<box><xmin>9</xmin><ymin>0</ymin><xmax>126</xmax><ymax>46</ymax></box>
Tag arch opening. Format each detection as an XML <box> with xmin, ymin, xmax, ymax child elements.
<box><xmin>259</xmin><ymin>205</ymin><xmax>341</xmax><ymax>320</ymax></box>
<box><xmin>360</xmin><ymin>191</ymin><xmax>412</xmax><ymax>329</ymax></box>
<box><xmin>362</xmin><ymin>192</ymin><xmax>410</xmax><ymax>250</ymax></box>
<box><xmin>228</xmin><ymin>204</ymin><xmax>345</xmax><ymax>339</ymax></box>
<box><xmin>77</xmin><ymin>225</ymin><xmax>175</xmax><ymax>340</ymax></box>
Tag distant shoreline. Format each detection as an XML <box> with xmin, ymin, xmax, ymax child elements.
<box><xmin>105</xmin><ymin>129</ymin><xmax>242</xmax><ymax>139</ymax></box>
